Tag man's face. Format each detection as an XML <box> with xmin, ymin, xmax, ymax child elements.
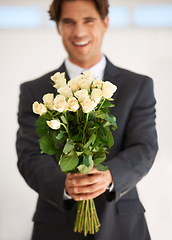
<box><xmin>57</xmin><ymin>0</ymin><xmax>109</xmax><ymax>68</ymax></box>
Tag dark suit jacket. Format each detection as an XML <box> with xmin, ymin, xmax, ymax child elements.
<box><xmin>16</xmin><ymin>58</ymin><xmax>158</xmax><ymax>240</ymax></box>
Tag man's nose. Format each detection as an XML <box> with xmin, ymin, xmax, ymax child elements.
<box><xmin>73</xmin><ymin>23</ymin><xmax>87</xmax><ymax>38</ymax></box>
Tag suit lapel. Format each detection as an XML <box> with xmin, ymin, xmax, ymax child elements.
<box><xmin>103</xmin><ymin>57</ymin><xmax>121</xmax><ymax>102</ymax></box>
<box><xmin>103</xmin><ymin>57</ymin><xmax>120</xmax><ymax>84</ymax></box>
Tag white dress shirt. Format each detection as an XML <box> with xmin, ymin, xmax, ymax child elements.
<box><xmin>65</xmin><ymin>55</ymin><xmax>106</xmax><ymax>80</ymax></box>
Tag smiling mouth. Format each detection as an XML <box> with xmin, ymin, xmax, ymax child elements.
<box><xmin>73</xmin><ymin>41</ymin><xmax>89</xmax><ymax>46</ymax></box>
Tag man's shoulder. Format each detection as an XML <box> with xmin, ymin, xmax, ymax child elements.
<box><xmin>21</xmin><ymin>61</ymin><xmax>66</xmax><ymax>89</ymax></box>
<box><xmin>21</xmin><ymin>69</ymin><xmax>59</xmax><ymax>89</ymax></box>
<box><xmin>119</xmin><ymin>66</ymin><xmax>151</xmax><ymax>81</ymax></box>
<box><xmin>106</xmin><ymin>58</ymin><xmax>151</xmax><ymax>82</ymax></box>
<box><xmin>19</xmin><ymin>65</ymin><xmax>66</xmax><ymax>102</ymax></box>
<box><xmin>105</xmin><ymin>60</ymin><xmax>153</xmax><ymax>91</ymax></box>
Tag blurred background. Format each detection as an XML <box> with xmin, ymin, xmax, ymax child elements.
<box><xmin>0</xmin><ymin>0</ymin><xmax>172</xmax><ymax>239</ymax></box>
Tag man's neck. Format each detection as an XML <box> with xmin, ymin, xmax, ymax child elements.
<box><xmin>65</xmin><ymin>55</ymin><xmax>106</xmax><ymax>80</ymax></box>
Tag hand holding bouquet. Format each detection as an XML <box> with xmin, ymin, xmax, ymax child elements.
<box><xmin>32</xmin><ymin>71</ymin><xmax>117</xmax><ymax>236</ymax></box>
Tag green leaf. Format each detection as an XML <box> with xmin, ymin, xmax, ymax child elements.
<box><xmin>112</xmin><ymin>125</ymin><xmax>118</xmax><ymax>131</ymax></box>
<box><xmin>35</xmin><ymin>117</ymin><xmax>49</xmax><ymax>137</ymax></box>
<box><xmin>77</xmin><ymin>157</ymin><xmax>94</xmax><ymax>174</ymax></box>
<box><xmin>101</xmin><ymin>100</ymin><xmax>114</xmax><ymax>108</ymax></box>
<box><xmin>83</xmin><ymin>148</ymin><xmax>92</xmax><ymax>156</ymax></box>
<box><xmin>83</xmin><ymin>154</ymin><xmax>90</xmax><ymax>167</ymax></box>
<box><xmin>84</xmin><ymin>134</ymin><xmax>96</xmax><ymax>148</ymax></box>
<box><xmin>36</xmin><ymin>126</ymin><xmax>48</xmax><ymax>138</ymax></box>
<box><xmin>93</xmin><ymin>151</ymin><xmax>106</xmax><ymax>165</ymax></box>
<box><xmin>87</xmin><ymin>126</ymin><xmax>99</xmax><ymax>136</ymax></box>
<box><xmin>95</xmin><ymin>110</ymin><xmax>106</xmax><ymax>119</ymax></box>
<box><xmin>103</xmin><ymin>121</ymin><xmax>111</xmax><ymax>128</ymax></box>
<box><xmin>56</xmin><ymin>131</ymin><xmax>65</xmax><ymax>140</ymax></box>
<box><xmin>60</xmin><ymin>115</ymin><xmax>68</xmax><ymax>124</ymax></box>
<box><xmin>96</xmin><ymin>164</ymin><xmax>108</xmax><ymax>172</ymax></box>
<box><xmin>101</xmin><ymin>107</ymin><xmax>109</xmax><ymax>114</ymax></box>
<box><xmin>86</xmin><ymin>121</ymin><xmax>98</xmax><ymax>136</ymax></box>
<box><xmin>39</xmin><ymin>113</ymin><xmax>52</xmax><ymax>120</ymax></box>
<box><xmin>35</xmin><ymin>117</ymin><xmax>47</xmax><ymax>128</ymax></box>
<box><xmin>63</xmin><ymin>139</ymin><xmax>75</xmax><ymax>154</ymax></box>
<box><xmin>98</xmin><ymin>127</ymin><xmax>106</xmax><ymax>141</ymax></box>
<box><xmin>71</xmin><ymin>133</ymin><xmax>82</xmax><ymax>142</ymax></box>
<box><xmin>38</xmin><ymin>133</ymin><xmax>57</xmax><ymax>155</ymax></box>
<box><xmin>106</xmin><ymin>127</ymin><xmax>114</xmax><ymax>148</ymax></box>
<box><xmin>105</xmin><ymin>113</ymin><xmax>117</xmax><ymax>128</ymax></box>
<box><xmin>91</xmin><ymin>135</ymin><xmax>100</xmax><ymax>151</ymax></box>
<box><xmin>60</xmin><ymin>150</ymin><xmax>79</xmax><ymax>172</ymax></box>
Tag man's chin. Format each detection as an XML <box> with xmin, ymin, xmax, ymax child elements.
<box><xmin>69</xmin><ymin>56</ymin><xmax>89</xmax><ymax>65</ymax></box>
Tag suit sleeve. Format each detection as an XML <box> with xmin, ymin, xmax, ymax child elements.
<box><xmin>105</xmin><ymin>77</ymin><xmax>158</xmax><ymax>202</ymax></box>
<box><xmin>16</xmin><ymin>83</ymin><xmax>71</xmax><ymax>211</ymax></box>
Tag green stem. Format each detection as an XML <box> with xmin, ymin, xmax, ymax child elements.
<box><xmin>74</xmin><ymin>201</ymin><xmax>81</xmax><ymax>232</ymax></box>
<box><xmin>76</xmin><ymin>110</ymin><xmax>79</xmax><ymax>123</ymax></box>
<box><xmin>78</xmin><ymin>200</ymin><xmax>85</xmax><ymax>233</ymax></box>
<box><xmin>60</xmin><ymin>123</ymin><xmax>70</xmax><ymax>138</ymax></box>
<box><xmin>91</xmin><ymin>199</ymin><xmax>100</xmax><ymax>231</ymax></box>
<box><xmin>82</xmin><ymin>113</ymin><xmax>89</xmax><ymax>144</ymax></box>
<box><xmin>74</xmin><ymin>199</ymin><xmax>100</xmax><ymax>236</ymax></box>
<box><xmin>47</xmin><ymin>110</ymin><xmax>53</xmax><ymax>116</ymax></box>
<box><xmin>87</xmin><ymin>200</ymin><xmax>91</xmax><ymax>234</ymax></box>
<box><xmin>84</xmin><ymin>200</ymin><xmax>88</xmax><ymax>236</ymax></box>
<box><xmin>98</xmin><ymin>97</ymin><xmax>105</xmax><ymax>110</ymax></box>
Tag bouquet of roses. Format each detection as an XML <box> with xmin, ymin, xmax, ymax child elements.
<box><xmin>32</xmin><ymin>71</ymin><xmax>117</xmax><ymax>236</ymax></box>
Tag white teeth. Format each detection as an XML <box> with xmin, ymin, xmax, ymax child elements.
<box><xmin>74</xmin><ymin>41</ymin><xmax>89</xmax><ymax>46</ymax></box>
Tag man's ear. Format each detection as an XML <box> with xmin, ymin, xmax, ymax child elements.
<box><xmin>103</xmin><ymin>16</ymin><xmax>109</xmax><ymax>33</ymax></box>
<box><xmin>56</xmin><ymin>23</ymin><xmax>61</xmax><ymax>35</ymax></box>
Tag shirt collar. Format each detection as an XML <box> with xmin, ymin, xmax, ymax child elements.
<box><xmin>65</xmin><ymin>55</ymin><xmax>106</xmax><ymax>80</ymax></box>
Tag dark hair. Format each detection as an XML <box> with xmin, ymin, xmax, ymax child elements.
<box><xmin>48</xmin><ymin>0</ymin><xmax>109</xmax><ymax>23</ymax></box>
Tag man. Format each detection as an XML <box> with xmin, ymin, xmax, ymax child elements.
<box><xmin>16</xmin><ymin>0</ymin><xmax>158</xmax><ymax>239</ymax></box>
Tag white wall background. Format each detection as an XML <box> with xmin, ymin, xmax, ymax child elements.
<box><xmin>0</xmin><ymin>1</ymin><xmax>172</xmax><ymax>240</ymax></box>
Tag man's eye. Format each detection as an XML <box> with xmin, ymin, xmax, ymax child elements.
<box><xmin>85</xmin><ymin>20</ymin><xmax>94</xmax><ymax>24</ymax></box>
<box><xmin>84</xmin><ymin>18</ymin><xmax>96</xmax><ymax>24</ymax></box>
<box><xmin>62</xmin><ymin>19</ymin><xmax>74</xmax><ymax>24</ymax></box>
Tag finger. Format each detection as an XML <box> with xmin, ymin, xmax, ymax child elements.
<box><xmin>70</xmin><ymin>174</ymin><xmax>100</xmax><ymax>187</ymax></box>
<box><xmin>70</xmin><ymin>187</ymin><xmax>106</xmax><ymax>201</ymax></box>
<box><xmin>68</xmin><ymin>172</ymin><xmax>89</xmax><ymax>180</ymax></box>
<box><xmin>72</xmin><ymin>181</ymin><xmax>105</xmax><ymax>194</ymax></box>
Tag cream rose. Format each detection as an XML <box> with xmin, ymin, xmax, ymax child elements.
<box><xmin>68</xmin><ymin>75</ymin><xmax>83</xmax><ymax>92</ymax></box>
<box><xmin>54</xmin><ymin>95</ymin><xmax>68</xmax><ymax>112</ymax></box>
<box><xmin>92</xmin><ymin>79</ymin><xmax>103</xmax><ymax>89</ymax></box>
<box><xmin>78</xmin><ymin>78</ymin><xmax>92</xmax><ymax>92</ymax></box>
<box><xmin>91</xmin><ymin>89</ymin><xmax>102</xmax><ymax>104</ymax></box>
<box><xmin>68</xmin><ymin>97</ymin><xmax>80</xmax><ymax>112</ymax></box>
<box><xmin>51</xmin><ymin>72</ymin><xmax>66</xmax><ymax>90</ymax></box>
<box><xmin>102</xmin><ymin>81</ymin><xmax>117</xmax><ymax>99</ymax></box>
<box><xmin>43</xmin><ymin>93</ymin><xmax>54</xmax><ymax>110</ymax></box>
<box><xmin>46</xmin><ymin>119</ymin><xmax>61</xmax><ymax>130</ymax></box>
<box><xmin>81</xmin><ymin>97</ymin><xmax>97</xmax><ymax>113</ymax></box>
<box><xmin>82</xmin><ymin>71</ymin><xmax>95</xmax><ymax>82</ymax></box>
<box><xmin>58</xmin><ymin>86</ymin><xmax>72</xmax><ymax>98</ymax></box>
<box><xmin>74</xmin><ymin>89</ymin><xmax>88</xmax><ymax>103</ymax></box>
<box><xmin>32</xmin><ymin>101</ymin><xmax>47</xmax><ymax>115</ymax></box>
